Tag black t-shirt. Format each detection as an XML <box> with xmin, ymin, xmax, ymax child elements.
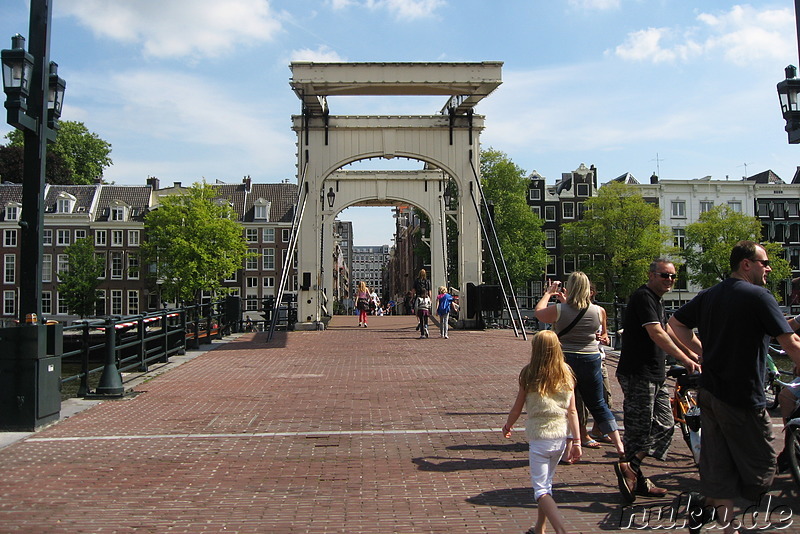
<box><xmin>672</xmin><ymin>277</ymin><xmax>792</xmax><ymax>408</ymax></box>
<box><xmin>414</xmin><ymin>278</ymin><xmax>431</xmax><ymax>296</ymax></box>
<box><xmin>618</xmin><ymin>284</ymin><xmax>667</xmax><ymax>382</ymax></box>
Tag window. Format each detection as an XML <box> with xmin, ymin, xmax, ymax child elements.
<box><xmin>254</xmin><ymin>204</ymin><xmax>268</xmax><ymax>220</ymax></box>
<box><xmin>728</xmin><ymin>201</ymin><xmax>742</xmax><ymax>213</ymax></box>
<box><xmin>529</xmin><ymin>189</ymin><xmax>541</xmax><ymax>201</ymax></box>
<box><xmin>4</xmin><ymin>229</ymin><xmax>17</xmax><ymax>247</ymax></box>
<box><xmin>673</xmin><ymin>228</ymin><xmax>686</xmax><ymax>249</ymax></box>
<box><xmin>563</xmin><ymin>254</ymin><xmax>576</xmax><ymax>274</ymax></box>
<box><xmin>127</xmin><ymin>290</ymin><xmax>139</xmax><ymax>315</ymax></box>
<box><xmin>282</xmin><ymin>229</ymin><xmax>291</xmax><ymax>243</ymax></box>
<box><xmin>788</xmin><ymin>202</ymin><xmax>799</xmax><ymax>218</ymax></box>
<box><xmin>246</xmin><ymin>228</ymin><xmax>259</xmax><ymax>242</ymax></box>
<box><xmin>545</xmin><ymin>229</ymin><xmax>557</xmax><ymax>248</ymax></box>
<box><xmin>4</xmin><ymin>204</ymin><xmax>19</xmax><ymax>221</ymax></box>
<box><xmin>42</xmin><ymin>254</ymin><xmax>52</xmax><ymax>282</ymax></box>
<box><xmin>74</xmin><ymin>229</ymin><xmax>87</xmax><ymax>241</ymax></box>
<box><xmin>246</xmin><ymin>249</ymin><xmax>259</xmax><ymax>270</ymax></box>
<box><xmin>245</xmin><ymin>297</ymin><xmax>260</xmax><ymax>311</ymax></box>
<box><xmin>95</xmin><ymin>230</ymin><xmax>107</xmax><ymax>246</ymax></box>
<box><xmin>57</xmin><ymin>198</ymin><xmax>71</xmax><ymax>213</ymax></box>
<box><xmin>3</xmin><ymin>290</ymin><xmax>16</xmax><ymax>315</ymax></box>
<box><xmin>699</xmin><ymin>200</ymin><xmax>714</xmax><ymax>213</ymax></box>
<box><xmin>757</xmin><ymin>201</ymin><xmax>770</xmax><ymax>217</ymax></box>
<box><xmin>263</xmin><ymin>228</ymin><xmax>275</xmax><ymax>243</ymax></box>
<box><xmin>110</xmin><ymin>252</ymin><xmax>123</xmax><ymax>279</ymax></box>
<box><xmin>57</xmin><ymin>292</ymin><xmax>69</xmax><ymax>314</ymax></box>
<box><xmin>128</xmin><ymin>230</ymin><xmax>140</xmax><ymax>246</ymax></box>
<box><xmin>96</xmin><ymin>252</ymin><xmax>106</xmax><ymax>279</ymax></box>
<box><xmin>4</xmin><ymin>254</ymin><xmax>15</xmax><ymax>284</ymax></box>
<box><xmin>41</xmin><ymin>291</ymin><xmax>51</xmax><ymax>315</ymax></box>
<box><xmin>57</xmin><ymin>254</ymin><xmax>69</xmax><ymax>276</ymax></box>
<box><xmin>111</xmin><ymin>290</ymin><xmax>123</xmax><ymax>315</ymax></box>
<box><xmin>128</xmin><ymin>254</ymin><xmax>139</xmax><ymax>280</ymax></box>
<box><xmin>546</xmin><ymin>255</ymin><xmax>557</xmax><ymax>276</ymax></box>
<box><xmin>96</xmin><ymin>290</ymin><xmax>106</xmax><ymax>316</ymax></box>
<box><xmin>246</xmin><ymin>277</ymin><xmax>259</xmax><ymax>288</ymax></box>
<box><xmin>57</xmin><ymin>229</ymin><xmax>71</xmax><ymax>246</ymax></box>
<box><xmin>577</xmin><ymin>183</ymin><xmax>590</xmax><ymax>197</ymax></box>
<box><xmin>263</xmin><ymin>248</ymin><xmax>275</xmax><ymax>270</ymax></box>
<box><xmin>671</xmin><ymin>201</ymin><xmax>686</xmax><ymax>218</ymax></box>
<box><xmin>43</xmin><ymin>229</ymin><xmax>52</xmax><ymax>245</ymax></box>
<box><xmin>544</xmin><ymin>205</ymin><xmax>556</xmax><ymax>221</ymax></box>
<box><xmin>111</xmin><ymin>206</ymin><xmax>125</xmax><ymax>221</ymax></box>
<box><xmin>577</xmin><ymin>202</ymin><xmax>586</xmax><ymax>218</ymax></box>
<box><xmin>263</xmin><ymin>276</ymin><xmax>275</xmax><ymax>288</ymax></box>
<box><xmin>224</xmin><ymin>271</ymin><xmax>237</xmax><ymax>283</ymax></box>
<box><xmin>111</xmin><ymin>230</ymin><xmax>124</xmax><ymax>246</ymax></box>
<box><xmin>562</xmin><ymin>202</ymin><xmax>575</xmax><ymax>219</ymax></box>
<box><xmin>531</xmin><ymin>206</ymin><xmax>541</xmax><ymax>218</ymax></box>
<box><xmin>775</xmin><ymin>203</ymin><xmax>786</xmax><ymax>219</ymax></box>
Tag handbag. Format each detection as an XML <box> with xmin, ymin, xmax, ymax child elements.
<box><xmin>556</xmin><ymin>306</ymin><xmax>587</xmax><ymax>337</ymax></box>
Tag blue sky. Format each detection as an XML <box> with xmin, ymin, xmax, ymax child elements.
<box><xmin>1</xmin><ymin>0</ymin><xmax>799</xmax><ymax>245</ymax></box>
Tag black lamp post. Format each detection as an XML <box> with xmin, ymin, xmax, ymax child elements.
<box><xmin>777</xmin><ymin>0</ymin><xmax>800</xmax><ymax>143</ymax></box>
<box><xmin>326</xmin><ymin>187</ymin><xmax>336</xmax><ymax>208</ymax></box>
<box><xmin>0</xmin><ymin>0</ymin><xmax>66</xmax><ymax>430</ymax></box>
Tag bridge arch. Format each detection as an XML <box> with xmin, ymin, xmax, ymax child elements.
<box><xmin>289</xmin><ymin>62</ymin><xmax>502</xmax><ymax>328</ymax></box>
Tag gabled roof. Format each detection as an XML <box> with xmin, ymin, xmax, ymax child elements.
<box><xmin>95</xmin><ymin>185</ymin><xmax>152</xmax><ymax>221</ymax></box>
<box><xmin>746</xmin><ymin>169</ymin><xmax>784</xmax><ymax>184</ymax></box>
<box><xmin>43</xmin><ymin>185</ymin><xmax>98</xmax><ymax>213</ymax></box>
<box><xmin>611</xmin><ymin>172</ymin><xmax>640</xmax><ymax>184</ymax></box>
<box><xmin>247</xmin><ymin>183</ymin><xmax>297</xmax><ymax>223</ymax></box>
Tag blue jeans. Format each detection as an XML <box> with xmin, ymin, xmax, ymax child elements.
<box><xmin>563</xmin><ymin>351</ymin><xmax>618</xmax><ymax>435</ymax></box>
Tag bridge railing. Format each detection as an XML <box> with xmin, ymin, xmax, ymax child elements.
<box><xmin>59</xmin><ymin>300</ymin><xmax>231</xmax><ymax>399</ymax></box>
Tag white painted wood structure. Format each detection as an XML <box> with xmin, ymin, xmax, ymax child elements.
<box><xmin>289</xmin><ymin>62</ymin><xmax>502</xmax><ymax>329</ymax></box>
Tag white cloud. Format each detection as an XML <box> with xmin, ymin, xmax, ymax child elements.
<box><xmin>567</xmin><ymin>0</ymin><xmax>620</xmax><ymax>10</ymax></box>
<box><xmin>58</xmin><ymin>0</ymin><xmax>283</xmax><ymax>59</ymax></box>
<box><xmin>290</xmin><ymin>46</ymin><xmax>346</xmax><ymax>62</ymax></box>
<box><xmin>612</xmin><ymin>4</ymin><xmax>793</xmax><ymax>66</ymax></box>
<box><xmin>330</xmin><ymin>0</ymin><xmax>445</xmax><ymax>19</ymax></box>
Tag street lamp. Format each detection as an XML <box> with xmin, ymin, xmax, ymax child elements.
<box><xmin>0</xmin><ymin>0</ymin><xmax>67</xmax><ymax>430</ymax></box>
<box><xmin>442</xmin><ymin>182</ymin><xmax>452</xmax><ymax>209</ymax></box>
<box><xmin>777</xmin><ymin>65</ymin><xmax>800</xmax><ymax>144</ymax></box>
<box><xmin>326</xmin><ymin>187</ymin><xmax>336</xmax><ymax>208</ymax></box>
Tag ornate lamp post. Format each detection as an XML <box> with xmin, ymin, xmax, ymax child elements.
<box><xmin>777</xmin><ymin>0</ymin><xmax>800</xmax><ymax>143</ymax></box>
<box><xmin>0</xmin><ymin>0</ymin><xmax>66</xmax><ymax>430</ymax></box>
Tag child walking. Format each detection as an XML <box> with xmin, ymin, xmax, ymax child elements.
<box><xmin>502</xmin><ymin>330</ymin><xmax>581</xmax><ymax>534</ymax></box>
<box><xmin>356</xmin><ymin>281</ymin><xmax>370</xmax><ymax>328</ymax></box>
<box><xmin>436</xmin><ymin>286</ymin><xmax>454</xmax><ymax>338</ymax></box>
<box><xmin>415</xmin><ymin>289</ymin><xmax>431</xmax><ymax>338</ymax></box>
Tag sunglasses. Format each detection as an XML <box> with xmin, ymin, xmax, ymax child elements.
<box><xmin>655</xmin><ymin>272</ymin><xmax>677</xmax><ymax>280</ymax></box>
<box><xmin>749</xmin><ymin>258</ymin><xmax>771</xmax><ymax>267</ymax></box>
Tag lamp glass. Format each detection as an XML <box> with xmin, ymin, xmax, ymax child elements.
<box><xmin>1</xmin><ymin>48</ymin><xmax>33</xmax><ymax>95</ymax></box>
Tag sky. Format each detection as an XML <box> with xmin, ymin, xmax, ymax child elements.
<box><xmin>1</xmin><ymin>0</ymin><xmax>799</xmax><ymax>246</ymax></box>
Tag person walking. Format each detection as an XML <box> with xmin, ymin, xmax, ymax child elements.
<box><xmin>534</xmin><ymin>273</ymin><xmax>628</xmax><ymax>479</ymax></box>
<box><xmin>415</xmin><ymin>289</ymin><xmax>431</xmax><ymax>338</ymax></box>
<box><xmin>669</xmin><ymin>241</ymin><xmax>800</xmax><ymax>534</ymax></box>
<box><xmin>436</xmin><ymin>286</ymin><xmax>454</xmax><ymax>339</ymax></box>
<box><xmin>502</xmin><ymin>330</ymin><xmax>582</xmax><ymax>534</ymax></box>
<box><xmin>616</xmin><ymin>259</ymin><xmax>700</xmax><ymax>502</ymax></box>
<box><xmin>413</xmin><ymin>269</ymin><xmax>431</xmax><ymax>300</ymax></box>
<box><xmin>355</xmin><ymin>281</ymin><xmax>370</xmax><ymax>328</ymax></box>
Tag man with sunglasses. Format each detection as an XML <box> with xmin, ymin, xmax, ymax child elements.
<box><xmin>670</xmin><ymin>241</ymin><xmax>800</xmax><ymax>534</ymax></box>
<box><xmin>615</xmin><ymin>259</ymin><xmax>701</xmax><ymax>502</ymax></box>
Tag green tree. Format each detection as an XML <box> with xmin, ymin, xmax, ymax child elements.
<box><xmin>142</xmin><ymin>182</ymin><xmax>250</xmax><ymax>304</ymax></box>
<box><xmin>682</xmin><ymin>205</ymin><xmax>790</xmax><ymax>299</ymax></box>
<box><xmin>480</xmin><ymin>148</ymin><xmax>547</xmax><ymax>288</ymax></box>
<box><xmin>58</xmin><ymin>237</ymin><xmax>105</xmax><ymax>318</ymax></box>
<box><xmin>4</xmin><ymin>120</ymin><xmax>112</xmax><ymax>184</ymax></box>
<box><xmin>561</xmin><ymin>181</ymin><xmax>671</xmax><ymax>302</ymax></box>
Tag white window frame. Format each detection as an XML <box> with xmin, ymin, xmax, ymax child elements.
<box><xmin>95</xmin><ymin>230</ymin><xmax>107</xmax><ymax>246</ymax></box>
<box><xmin>699</xmin><ymin>200</ymin><xmax>714</xmax><ymax>213</ymax></box>
<box><xmin>111</xmin><ymin>230</ymin><xmax>124</xmax><ymax>247</ymax></box>
<box><xmin>57</xmin><ymin>229</ymin><xmax>71</xmax><ymax>246</ymax></box>
<box><xmin>111</xmin><ymin>290</ymin><xmax>123</xmax><ymax>315</ymax></box>
<box><xmin>562</xmin><ymin>202</ymin><xmax>575</xmax><ymax>219</ymax></box>
<box><xmin>42</xmin><ymin>254</ymin><xmax>52</xmax><ymax>282</ymax></box>
<box><xmin>110</xmin><ymin>252</ymin><xmax>123</xmax><ymax>280</ymax></box>
<box><xmin>4</xmin><ymin>254</ymin><xmax>15</xmax><ymax>284</ymax></box>
<box><xmin>74</xmin><ymin>229</ymin><xmax>87</xmax><ymax>241</ymax></box>
<box><xmin>43</xmin><ymin>229</ymin><xmax>52</xmax><ymax>245</ymax></box>
<box><xmin>671</xmin><ymin>201</ymin><xmax>686</xmax><ymax>218</ymax></box>
<box><xmin>545</xmin><ymin>229</ymin><xmax>557</xmax><ymax>248</ymax></box>
<box><xmin>245</xmin><ymin>228</ymin><xmax>259</xmax><ymax>243</ymax></box>
<box><xmin>544</xmin><ymin>205</ymin><xmax>556</xmax><ymax>222</ymax></box>
<box><xmin>127</xmin><ymin>290</ymin><xmax>139</xmax><ymax>315</ymax></box>
<box><xmin>263</xmin><ymin>228</ymin><xmax>275</xmax><ymax>243</ymax></box>
<box><xmin>127</xmin><ymin>254</ymin><xmax>139</xmax><ymax>280</ymax></box>
<box><xmin>529</xmin><ymin>189</ymin><xmax>541</xmax><ymax>201</ymax></box>
<box><xmin>57</xmin><ymin>254</ymin><xmax>69</xmax><ymax>276</ymax></box>
<box><xmin>263</xmin><ymin>248</ymin><xmax>275</xmax><ymax>270</ymax></box>
<box><xmin>41</xmin><ymin>291</ymin><xmax>52</xmax><ymax>315</ymax></box>
<box><xmin>3</xmin><ymin>290</ymin><xmax>16</xmax><ymax>315</ymax></box>
<box><xmin>4</xmin><ymin>229</ymin><xmax>17</xmax><ymax>247</ymax></box>
<box><xmin>128</xmin><ymin>230</ymin><xmax>140</xmax><ymax>247</ymax></box>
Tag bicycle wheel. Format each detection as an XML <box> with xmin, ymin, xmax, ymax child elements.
<box><xmin>788</xmin><ymin>424</ymin><xmax>800</xmax><ymax>488</ymax></box>
<box><xmin>683</xmin><ymin>405</ymin><xmax>702</xmax><ymax>466</ymax></box>
<box><xmin>765</xmin><ymin>383</ymin><xmax>780</xmax><ymax>410</ymax></box>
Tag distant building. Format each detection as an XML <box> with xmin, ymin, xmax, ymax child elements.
<box><xmin>352</xmin><ymin>245</ymin><xmax>390</xmax><ymax>301</ymax></box>
<box><xmin>0</xmin><ymin>176</ymin><xmax>297</xmax><ymax>324</ymax></box>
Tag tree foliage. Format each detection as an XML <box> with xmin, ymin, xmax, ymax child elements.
<box><xmin>3</xmin><ymin>120</ymin><xmax>112</xmax><ymax>184</ymax></box>
<box><xmin>58</xmin><ymin>237</ymin><xmax>105</xmax><ymax>318</ymax></box>
<box><xmin>561</xmin><ymin>181</ymin><xmax>671</xmax><ymax>302</ymax></box>
<box><xmin>682</xmin><ymin>205</ymin><xmax>790</xmax><ymax>300</ymax></box>
<box><xmin>142</xmin><ymin>182</ymin><xmax>250</xmax><ymax>304</ymax></box>
<box><xmin>480</xmin><ymin>148</ymin><xmax>547</xmax><ymax>289</ymax></box>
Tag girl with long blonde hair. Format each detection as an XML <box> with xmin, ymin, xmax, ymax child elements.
<box><xmin>503</xmin><ymin>330</ymin><xmax>581</xmax><ymax>534</ymax></box>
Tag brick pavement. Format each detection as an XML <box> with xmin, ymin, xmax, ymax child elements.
<box><xmin>0</xmin><ymin>315</ymin><xmax>797</xmax><ymax>533</ymax></box>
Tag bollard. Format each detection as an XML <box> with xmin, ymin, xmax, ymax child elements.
<box><xmin>94</xmin><ymin>318</ymin><xmax>124</xmax><ymax>397</ymax></box>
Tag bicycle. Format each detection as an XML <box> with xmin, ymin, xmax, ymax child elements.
<box><xmin>668</xmin><ymin>364</ymin><xmax>702</xmax><ymax>466</ymax></box>
<box><xmin>766</xmin><ymin>344</ymin><xmax>797</xmax><ymax>409</ymax></box>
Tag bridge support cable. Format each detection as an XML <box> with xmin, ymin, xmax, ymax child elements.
<box><xmin>440</xmin><ymin>194</ymin><xmax>450</xmax><ymax>289</ymax></box>
<box><xmin>267</xmin><ymin>163</ymin><xmax>309</xmax><ymax>342</ymax></box>
<box><xmin>468</xmin><ymin>151</ymin><xmax>527</xmax><ymax>340</ymax></box>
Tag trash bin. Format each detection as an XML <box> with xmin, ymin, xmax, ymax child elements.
<box><xmin>0</xmin><ymin>324</ymin><xmax>62</xmax><ymax>431</ymax></box>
